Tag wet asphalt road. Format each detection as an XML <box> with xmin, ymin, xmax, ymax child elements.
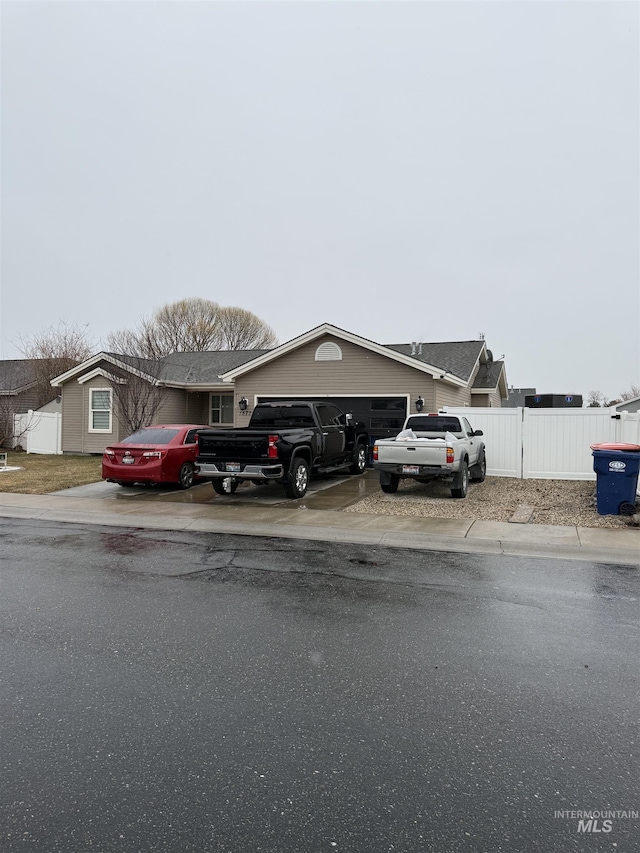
<box><xmin>1</xmin><ymin>518</ymin><xmax>638</xmax><ymax>853</ymax></box>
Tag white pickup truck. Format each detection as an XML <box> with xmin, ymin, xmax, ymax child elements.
<box><xmin>372</xmin><ymin>413</ymin><xmax>486</xmax><ymax>498</ymax></box>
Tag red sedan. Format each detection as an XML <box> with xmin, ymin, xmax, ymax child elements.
<box><xmin>102</xmin><ymin>424</ymin><xmax>211</xmax><ymax>489</ymax></box>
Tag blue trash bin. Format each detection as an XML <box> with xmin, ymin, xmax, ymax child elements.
<box><xmin>591</xmin><ymin>444</ymin><xmax>640</xmax><ymax>516</ymax></box>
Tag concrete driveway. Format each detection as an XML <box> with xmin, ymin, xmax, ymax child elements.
<box><xmin>51</xmin><ymin>469</ymin><xmax>381</xmax><ymax>511</ymax></box>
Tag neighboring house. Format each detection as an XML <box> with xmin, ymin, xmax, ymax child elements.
<box><xmin>613</xmin><ymin>395</ymin><xmax>640</xmax><ymax>414</ymax></box>
<box><xmin>51</xmin><ymin>323</ymin><xmax>509</xmax><ymax>454</ymax></box>
<box><xmin>0</xmin><ymin>359</ymin><xmax>49</xmax><ymax>446</ymax></box>
<box><xmin>502</xmin><ymin>387</ymin><xmax>536</xmax><ymax>408</ymax></box>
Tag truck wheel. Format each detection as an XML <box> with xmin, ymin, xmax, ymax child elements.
<box><xmin>212</xmin><ymin>479</ymin><xmax>238</xmax><ymax>495</ymax></box>
<box><xmin>470</xmin><ymin>451</ymin><xmax>486</xmax><ymax>483</ymax></box>
<box><xmin>177</xmin><ymin>462</ymin><xmax>195</xmax><ymax>490</ymax></box>
<box><xmin>349</xmin><ymin>443</ymin><xmax>368</xmax><ymax>474</ymax></box>
<box><xmin>283</xmin><ymin>458</ymin><xmax>309</xmax><ymax>499</ymax></box>
<box><xmin>380</xmin><ymin>473</ymin><xmax>399</xmax><ymax>494</ymax></box>
<box><xmin>451</xmin><ymin>461</ymin><xmax>469</xmax><ymax>498</ymax></box>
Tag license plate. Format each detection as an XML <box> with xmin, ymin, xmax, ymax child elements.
<box><xmin>226</xmin><ymin>462</ymin><xmax>241</xmax><ymax>472</ymax></box>
<box><xmin>402</xmin><ymin>465</ymin><xmax>419</xmax><ymax>474</ymax></box>
<box><xmin>122</xmin><ymin>457</ymin><xmax>135</xmax><ymax>464</ymax></box>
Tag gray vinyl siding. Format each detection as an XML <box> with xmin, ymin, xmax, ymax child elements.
<box><xmin>487</xmin><ymin>388</ymin><xmax>503</xmax><ymax>407</ymax></box>
<box><xmin>61</xmin><ymin>381</ymin><xmax>85</xmax><ymax>453</ymax></box>
<box><xmin>185</xmin><ymin>391</ymin><xmax>211</xmax><ymax>424</ymax></box>
<box><xmin>156</xmin><ymin>388</ymin><xmax>190</xmax><ymax>424</ymax></box>
<box><xmin>233</xmin><ymin>337</ymin><xmax>439</xmax><ymax>424</ymax></box>
<box><xmin>433</xmin><ymin>381</ymin><xmax>472</xmax><ymax>409</ymax></box>
<box><xmin>471</xmin><ymin>389</ymin><xmax>503</xmax><ymax>407</ymax></box>
<box><xmin>472</xmin><ymin>394</ymin><xmax>491</xmax><ymax>407</ymax></box>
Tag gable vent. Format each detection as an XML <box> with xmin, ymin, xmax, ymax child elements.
<box><xmin>315</xmin><ymin>342</ymin><xmax>343</xmax><ymax>362</ymax></box>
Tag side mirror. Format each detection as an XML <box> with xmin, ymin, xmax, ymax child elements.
<box><xmin>474</xmin><ymin>429</ymin><xmax>483</xmax><ymax>436</ymax></box>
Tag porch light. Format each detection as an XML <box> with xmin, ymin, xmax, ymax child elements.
<box><xmin>238</xmin><ymin>397</ymin><xmax>249</xmax><ymax>412</ymax></box>
<box><xmin>415</xmin><ymin>397</ymin><xmax>425</xmax><ymax>412</ymax></box>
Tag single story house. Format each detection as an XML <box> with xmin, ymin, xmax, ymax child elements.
<box><xmin>51</xmin><ymin>323</ymin><xmax>508</xmax><ymax>454</ymax></box>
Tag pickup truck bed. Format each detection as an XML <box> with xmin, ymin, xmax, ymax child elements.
<box><xmin>373</xmin><ymin>414</ymin><xmax>486</xmax><ymax>498</ymax></box>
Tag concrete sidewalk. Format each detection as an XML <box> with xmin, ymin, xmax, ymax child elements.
<box><xmin>0</xmin><ymin>488</ymin><xmax>638</xmax><ymax>565</ymax></box>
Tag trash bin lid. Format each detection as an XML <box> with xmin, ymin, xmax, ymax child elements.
<box><xmin>591</xmin><ymin>442</ymin><xmax>640</xmax><ymax>451</ymax></box>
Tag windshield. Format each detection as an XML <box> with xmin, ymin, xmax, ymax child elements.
<box><xmin>405</xmin><ymin>417</ymin><xmax>462</xmax><ymax>433</ymax></box>
<box><xmin>121</xmin><ymin>428</ymin><xmax>180</xmax><ymax>445</ymax></box>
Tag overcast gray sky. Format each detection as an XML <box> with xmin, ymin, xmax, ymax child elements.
<box><xmin>2</xmin><ymin>0</ymin><xmax>638</xmax><ymax>401</ymax></box>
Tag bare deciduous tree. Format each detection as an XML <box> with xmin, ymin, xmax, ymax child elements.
<box><xmin>0</xmin><ymin>394</ymin><xmax>20</xmax><ymax>447</ymax></box>
<box><xmin>106</xmin><ymin>298</ymin><xmax>277</xmax><ymax>357</ymax></box>
<box><xmin>588</xmin><ymin>385</ymin><xmax>640</xmax><ymax>408</ymax></box>
<box><xmin>619</xmin><ymin>384</ymin><xmax>640</xmax><ymax>401</ymax></box>
<box><xmin>587</xmin><ymin>390</ymin><xmax>606</xmax><ymax>408</ymax></box>
<box><xmin>17</xmin><ymin>321</ymin><xmax>94</xmax><ymax>408</ymax></box>
<box><xmin>218</xmin><ymin>306</ymin><xmax>278</xmax><ymax>349</ymax></box>
<box><xmin>107</xmin><ymin>359</ymin><xmax>167</xmax><ymax>435</ymax></box>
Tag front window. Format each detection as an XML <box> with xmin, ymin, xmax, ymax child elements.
<box><xmin>89</xmin><ymin>388</ymin><xmax>112</xmax><ymax>432</ymax></box>
<box><xmin>210</xmin><ymin>393</ymin><xmax>234</xmax><ymax>425</ymax></box>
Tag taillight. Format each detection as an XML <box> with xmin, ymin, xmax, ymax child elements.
<box><xmin>267</xmin><ymin>435</ymin><xmax>279</xmax><ymax>459</ymax></box>
<box><xmin>373</xmin><ymin>444</ymin><xmax>378</xmax><ymax>461</ymax></box>
<box><xmin>142</xmin><ymin>451</ymin><xmax>163</xmax><ymax>459</ymax></box>
<box><xmin>103</xmin><ymin>449</ymin><xmax>115</xmax><ymax>458</ymax></box>
<box><xmin>446</xmin><ymin>446</ymin><xmax>454</xmax><ymax>464</ymax></box>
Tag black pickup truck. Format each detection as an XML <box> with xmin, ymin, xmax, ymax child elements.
<box><xmin>196</xmin><ymin>401</ymin><xmax>369</xmax><ymax>499</ymax></box>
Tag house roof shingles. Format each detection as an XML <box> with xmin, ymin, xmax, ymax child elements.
<box><xmin>0</xmin><ymin>360</ymin><xmax>39</xmax><ymax>394</ymax></box>
<box><xmin>385</xmin><ymin>341</ymin><xmax>486</xmax><ymax>383</ymax></box>
<box><xmin>472</xmin><ymin>361</ymin><xmax>506</xmax><ymax>390</ymax></box>
<box><xmin>160</xmin><ymin>350</ymin><xmax>271</xmax><ymax>384</ymax></box>
<box><xmin>70</xmin><ymin>334</ymin><xmax>505</xmax><ymax>394</ymax></box>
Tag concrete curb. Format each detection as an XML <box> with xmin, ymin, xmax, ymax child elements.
<box><xmin>0</xmin><ymin>492</ymin><xmax>638</xmax><ymax>565</ymax></box>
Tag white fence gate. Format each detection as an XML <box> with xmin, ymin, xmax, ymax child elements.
<box><xmin>13</xmin><ymin>410</ymin><xmax>62</xmax><ymax>455</ymax></box>
<box><xmin>442</xmin><ymin>407</ymin><xmax>640</xmax><ymax>480</ymax></box>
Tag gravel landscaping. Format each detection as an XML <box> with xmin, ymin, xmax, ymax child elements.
<box><xmin>346</xmin><ymin>476</ymin><xmax>640</xmax><ymax>529</ymax></box>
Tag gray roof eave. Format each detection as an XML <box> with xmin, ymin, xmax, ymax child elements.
<box><xmin>162</xmin><ymin>381</ymin><xmax>233</xmax><ymax>391</ymax></box>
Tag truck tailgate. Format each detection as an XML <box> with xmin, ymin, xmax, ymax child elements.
<box><xmin>197</xmin><ymin>430</ymin><xmax>270</xmax><ymax>460</ymax></box>
<box><xmin>376</xmin><ymin>438</ymin><xmax>449</xmax><ymax>467</ymax></box>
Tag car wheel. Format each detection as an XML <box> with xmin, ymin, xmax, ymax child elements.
<box><xmin>380</xmin><ymin>473</ymin><xmax>399</xmax><ymax>494</ymax></box>
<box><xmin>212</xmin><ymin>479</ymin><xmax>239</xmax><ymax>495</ymax></box>
<box><xmin>283</xmin><ymin>458</ymin><xmax>309</xmax><ymax>499</ymax></box>
<box><xmin>349</xmin><ymin>443</ymin><xmax>368</xmax><ymax>474</ymax></box>
<box><xmin>451</xmin><ymin>460</ymin><xmax>469</xmax><ymax>498</ymax></box>
<box><xmin>470</xmin><ymin>451</ymin><xmax>486</xmax><ymax>483</ymax></box>
<box><xmin>178</xmin><ymin>462</ymin><xmax>195</xmax><ymax>490</ymax></box>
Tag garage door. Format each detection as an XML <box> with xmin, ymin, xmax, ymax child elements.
<box><xmin>256</xmin><ymin>396</ymin><xmax>407</xmax><ymax>442</ymax></box>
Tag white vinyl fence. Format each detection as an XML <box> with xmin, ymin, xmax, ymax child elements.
<box><xmin>442</xmin><ymin>407</ymin><xmax>640</xmax><ymax>480</ymax></box>
<box><xmin>13</xmin><ymin>410</ymin><xmax>62</xmax><ymax>455</ymax></box>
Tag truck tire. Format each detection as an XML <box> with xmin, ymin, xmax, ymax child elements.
<box><xmin>380</xmin><ymin>473</ymin><xmax>399</xmax><ymax>494</ymax></box>
<box><xmin>283</xmin><ymin>457</ymin><xmax>310</xmax><ymax>499</ymax></box>
<box><xmin>451</xmin><ymin>460</ymin><xmax>469</xmax><ymax>499</ymax></box>
<box><xmin>212</xmin><ymin>479</ymin><xmax>239</xmax><ymax>495</ymax></box>
<box><xmin>349</xmin><ymin>443</ymin><xmax>368</xmax><ymax>474</ymax></box>
<box><xmin>470</xmin><ymin>451</ymin><xmax>486</xmax><ymax>483</ymax></box>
